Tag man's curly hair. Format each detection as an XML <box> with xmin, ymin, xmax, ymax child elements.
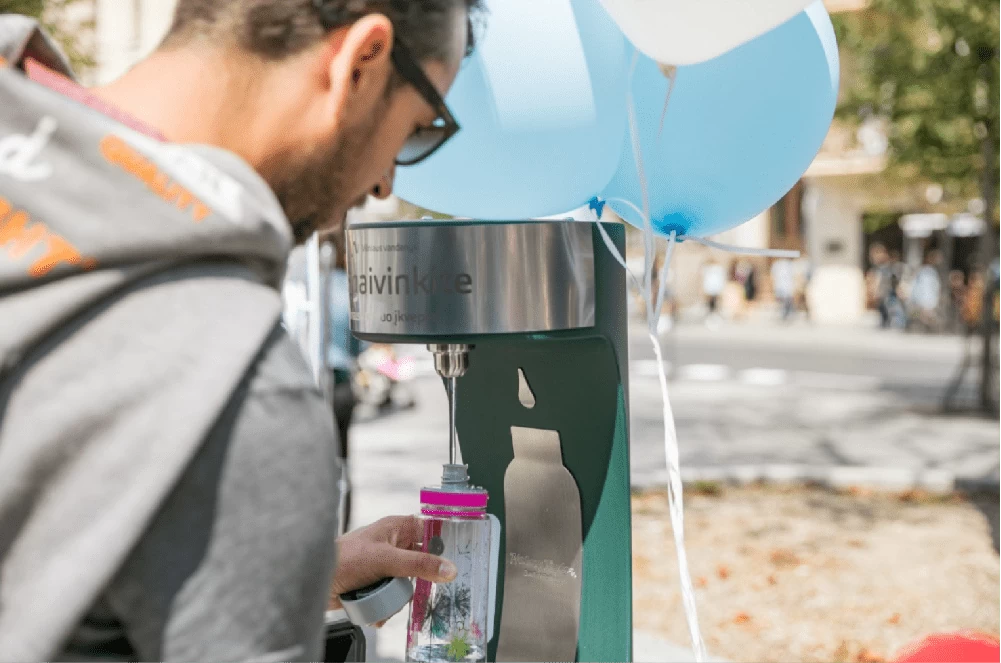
<box><xmin>161</xmin><ymin>0</ymin><xmax>485</xmax><ymax>63</ymax></box>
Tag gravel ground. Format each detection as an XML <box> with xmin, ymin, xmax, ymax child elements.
<box><xmin>632</xmin><ymin>484</ymin><xmax>1000</xmax><ymax>663</ymax></box>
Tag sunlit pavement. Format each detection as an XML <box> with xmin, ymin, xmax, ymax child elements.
<box><xmin>348</xmin><ymin>320</ymin><xmax>998</xmax><ymax>661</ymax></box>
<box><xmin>627</xmin><ymin>320</ymin><xmax>998</xmax><ymax>490</ymax></box>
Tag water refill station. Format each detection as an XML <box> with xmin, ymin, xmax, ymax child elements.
<box><xmin>345</xmin><ymin>219</ymin><xmax>633</xmax><ymax>662</ymax></box>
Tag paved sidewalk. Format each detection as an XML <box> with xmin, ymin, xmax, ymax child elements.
<box><xmin>628</xmin><ymin>373</ymin><xmax>1000</xmax><ymax>491</ymax></box>
<box><xmin>627</xmin><ymin>320</ymin><xmax>999</xmax><ymax>490</ymax></box>
<box><xmin>656</xmin><ymin>316</ymin><xmax>975</xmax><ymax>359</ymax></box>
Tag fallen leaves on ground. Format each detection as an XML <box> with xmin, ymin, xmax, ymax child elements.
<box><xmin>855</xmin><ymin>647</ymin><xmax>886</xmax><ymax>662</ymax></box>
<box><xmin>769</xmin><ymin>548</ymin><xmax>801</xmax><ymax>568</ymax></box>
<box><xmin>631</xmin><ymin>485</ymin><xmax>1000</xmax><ymax>663</ymax></box>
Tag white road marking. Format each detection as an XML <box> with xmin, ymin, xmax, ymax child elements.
<box><xmin>677</xmin><ymin>364</ymin><xmax>732</xmax><ymax>382</ymax></box>
<box><xmin>632</xmin><ymin>359</ymin><xmax>673</xmax><ymax>377</ymax></box>
<box><xmin>738</xmin><ymin>368</ymin><xmax>789</xmax><ymax>387</ymax></box>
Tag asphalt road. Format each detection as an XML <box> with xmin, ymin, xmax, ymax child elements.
<box><xmin>637</xmin><ymin>323</ymin><xmax>966</xmax><ymax>383</ymax></box>
<box><xmin>631</xmin><ymin>321</ymin><xmax>988</xmax><ymax>409</ymax></box>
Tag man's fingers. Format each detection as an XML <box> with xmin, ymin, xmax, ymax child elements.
<box><xmin>387</xmin><ymin>515</ymin><xmax>422</xmax><ymax>549</ymax></box>
<box><xmin>371</xmin><ymin>515</ymin><xmax>421</xmax><ymax>548</ymax></box>
<box><xmin>381</xmin><ymin>546</ymin><xmax>457</xmax><ymax>583</ymax></box>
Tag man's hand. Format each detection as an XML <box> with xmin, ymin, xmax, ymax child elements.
<box><xmin>328</xmin><ymin>516</ymin><xmax>457</xmax><ymax>615</ymax></box>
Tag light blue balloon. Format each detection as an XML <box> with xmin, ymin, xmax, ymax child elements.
<box><xmin>394</xmin><ymin>0</ymin><xmax>629</xmax><ymax>219</ymax></box>
<box><xmin>600</xmin><ymin>0</ymin><xmax>839</xmax><ymax>238</ymax></box>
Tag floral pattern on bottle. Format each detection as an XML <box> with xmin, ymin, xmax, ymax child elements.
<box><xmin>421</xmin><ymin>584</ymin><xmax>471</xmax><ymax>639</ymax></box>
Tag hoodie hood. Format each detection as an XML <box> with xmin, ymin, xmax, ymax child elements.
<box><xmin>0</xmin><ymin>23</ymin><xmax>292</xmax><ymax>374</ymax></box>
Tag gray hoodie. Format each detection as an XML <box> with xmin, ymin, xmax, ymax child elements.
<box><xmin>0</xmin><ymin>16</ymin><xmax>339</xmax><ymax>662</ymax></box>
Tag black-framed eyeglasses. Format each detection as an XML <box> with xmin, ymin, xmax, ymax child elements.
<box><xmin>310</xmin><ymin>0</ymin><xmax>460</xmax><ymax>166</ymax></box>
<box><xmin>389</xmin><ymin>38</ymin><xmax>461</xmax><ymax>166</ymax></box>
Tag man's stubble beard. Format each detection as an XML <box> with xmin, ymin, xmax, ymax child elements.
<box><xmin>272</xmin><ymin>97</ymin><xmax>389</xmax><ymax>244</ymax></box>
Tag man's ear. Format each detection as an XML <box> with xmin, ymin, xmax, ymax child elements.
<box><xmin>334</xmin><ymin>14</ymin><xmax>394</xmax><ymax>106</ymax></box>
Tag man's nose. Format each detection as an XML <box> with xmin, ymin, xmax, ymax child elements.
<box><xmin>371</xmin><ymin>166</ymin><xmax>395</xmax><ymax>199</ymax></box>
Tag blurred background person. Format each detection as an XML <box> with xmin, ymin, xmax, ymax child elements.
<box><xmin>739</xmin><ymin>259</ymin><xmax>758</xmax><ymax>307</ymax></box>
<box><xmin>793</xmin><ymin>256</ymin><xmax>813</xmax><ymax>321</ymax></box>
<box><xmin>721</xmin><ymin>260</ymin><xmax>749</xmax><ymax>322</ymax></box>
<box><xmin>888</xmin><ymin>249</ymin><xmax>910</xmax><ymax>328</ymax></box>
<box><xmin>354</xmin><ymin>343</ymin><xmax>416</xmax><ymax>412</ymax></box>
<box><xmin>908</xmin><ymin>249</ymin><xmax>943</xmax><ymax>332</ymax></box>
<box><xmin>962</xmin><ymin>268</ymin><xmax>987</xmax><ymax>334</ymax></box>
<box><xmin>868</xmin><ymin>243</ymin><xmax>906</xmax><ymax>329</ymax></box>
<box><xmin>866</xmin><ymin>243</ymin><xmax>890</xmax><ymax>326</ymax></box>
<box><xmin>888</xmin><ymin>249</ymin><xmax>909</xmax><ymax>284</ymax></box>
<box><xmin>947</xmin><ymin>270</ymin><xmax>969</xmax><ymax>333</ymax></box>
<box><xmin>771</xmin><ymin>257</ymin><xmax>796</xmax><ymax>322</ymax></box>
<box><xmin>282</xmin><ymin>247</ymin><xmax>311</xmax><ymax>354</ymax></box>
<box><xmin>992</xmin><ymin>259</ymin><xmax>1000</xmax><ymax>318</ymax></box>
<box><xmin>702</xmin><ymin>257</ymin><xmax>727</xmax><ymax>329</ymax></box>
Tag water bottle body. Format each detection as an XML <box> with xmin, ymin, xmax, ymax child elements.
<box><xmin>406</xmin><ymin>492</ymin><xmax>491</xmax><ymax>663</ymax></box>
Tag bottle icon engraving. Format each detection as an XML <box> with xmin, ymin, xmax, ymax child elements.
<box><xmin>495</xmin><ymin>427</ymin><xmax>583</xmax><ymax>662</ymax></box>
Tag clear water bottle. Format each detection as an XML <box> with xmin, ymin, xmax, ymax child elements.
<box><xmin>406</xmin><ymin>465</ymin><xmax>498</xmax><ymax>663</ymax></box>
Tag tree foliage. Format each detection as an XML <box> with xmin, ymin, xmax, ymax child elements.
<box><xmin>0</xmin><ymin>0</ymin><xmax>95</xmax><ymax>74</ymax></box>
<box><xmin>833</xmin><ymin>0</ymin><xmax>999</xmax><ymax>222</ymax></box>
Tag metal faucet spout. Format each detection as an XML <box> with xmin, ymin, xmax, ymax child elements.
<box><xmin>428</xmin><ymin>343</ymin><xmax>471</xmax><ymax>378</ymax></box>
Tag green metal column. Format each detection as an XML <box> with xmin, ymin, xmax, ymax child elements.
<box><xmin>456</xmin><ymin>223</ymin><xmax>632</xmax><ymax>662</ymax></box>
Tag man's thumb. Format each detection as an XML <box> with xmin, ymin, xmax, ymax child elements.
<box><xmin>387</xmin><ymin>548</ymin><xmax>457</xmax><ymax>583</ymax></box>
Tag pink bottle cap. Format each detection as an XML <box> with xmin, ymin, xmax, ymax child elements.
<box><xmin>419</xmin><ymin>488</ymin><xmax>488</xmax><ymax>509</ymax></box>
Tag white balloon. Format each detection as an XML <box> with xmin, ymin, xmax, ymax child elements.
<box><xmin>598</xmin><ymin>0</ymin><xmax>814</xmax><ymax>65</ymax></box>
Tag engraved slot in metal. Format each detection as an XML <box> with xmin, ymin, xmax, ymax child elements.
<box><xmin>517</xmin><ymin>368</ymin><xmax>536</xmax><ymax>409</ymax></box>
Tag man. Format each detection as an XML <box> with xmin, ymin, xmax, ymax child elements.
<box><xmin>770</xmin><ymin>257</ymin><xmax>795</xmax><ymax>322</ymax></box>
<box><xmin>867</xmin><ymin>243</ymin><xmax>898</xmax><ymax>329</ymax></box>
<box><xmin>702</xmin><ymin>257</ymin><xmax>726</xmax><ymax>329</ymax></box>
<box><xmin>0</xmin><ymin>0</ymin><xmax>481</xmax><ymax>660</ymax></box>
<box><xmin>908</xmin><ymin>249</ymin><xmax>943</xmax><ymax>331</ymax></box>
